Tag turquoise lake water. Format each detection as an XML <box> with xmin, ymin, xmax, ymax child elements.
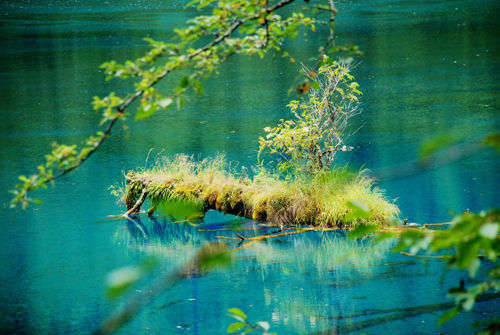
<box><xmin>0</xmin><ymin>0</ymin><xmax>498</xmax><ymax>333</ymax></box>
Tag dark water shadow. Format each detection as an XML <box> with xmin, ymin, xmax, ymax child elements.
<box><xmin>312</xmin><ymin>293</ymin><xmax>500</xmax><ymax>334</ymax></box>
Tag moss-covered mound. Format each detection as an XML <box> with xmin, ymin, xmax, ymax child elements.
<box><xmin>122</xmin><ymin>155</ymin><xmax>399</xmax><ymax>228</ymax></box>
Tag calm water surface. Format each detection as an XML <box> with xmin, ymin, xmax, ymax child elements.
<box><xmin>0</xmin><ymin>0</ymin><xmax>498</xmax><ymax>334</ymax></box>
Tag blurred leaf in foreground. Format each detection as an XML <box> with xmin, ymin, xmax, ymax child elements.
<box><xmin>97</xmin><ymin>242</ymin><xmax>230</xmax><ymax>335</ymax></box>
<box><xmin>227</xmin><ymin>307</ymin><xmax>275</xmax><ymax>334</ymax></box>
<box><xmin>482</xmin><ymin>133</ymin><xmax>500</xmax><ymax>152</ymax></box>
<box><xmin>419</xmin><ymin>134</ymin><xmax>456</xmax><ymax>163</ymax></box>
<box><xmin>105</xmin><ymin>257</ymin><xmax>157</xmax><ymax>299</ymax></box>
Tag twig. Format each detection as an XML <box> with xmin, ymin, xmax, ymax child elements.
<box><xmin>263</xmin><ymin>0</ymin><xmax>270</xmax><ymax>48</ymax></box>
<box><xmin>123</xmin><ymin>189</ymin><xmax>148</xmax><ymax>217</ymax></box>
<box><xmin>400</xmin><ymin>251</ymin><xmax>450</xmax><ymax>259</ymax></box>
<box><xmin>318</xmin><ymin>0</ymin><xmax>337</xmax><ymax>58</ymax></box>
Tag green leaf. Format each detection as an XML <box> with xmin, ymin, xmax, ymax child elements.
<box><xmin>373</xmin><ymin>231</ymin><xmax>395</xmax><ymax>243</ymax></box>
<box><xmin>456</xmin><ymin>240</ymin><xmax>480</xmax><ymax>269</ymax></box>
<box><xmin>105</xmin><ymin>266</ymin><xmax>143</xmax><ymax>299</ymax></box>
<box><xmin>345</xmin><ymin>200</ymin><xmax>371</xmax><ymax>222</ymax></box>
<box><xmin>393</xmin><ymin>229</ymin><xmax>425</xmax><ymax>252</ymax></box>
<box><xmin>439</xmin><ymin>307</ymin><xmax>459</xmax><ymax>325</ymax></box>
<box><xmin>348</xmin><ymin>224</ymin><xmax>379</xmax><ymax>239</ymax></box>
<box><xmin>179</xmin><ymin>76</ymin><xmax>190</xmax><ymax>88</ymax></box>
<box><xmin>176</xmin><ymin>96</ymin><xmax>185</xmax><ymax>109</ymax></box>
<box><xmin>199</xmin><ymin>249</ymin><xmax>231</xmax><ymax>272</ymax></box>
<box><xmin>156</xmin><ymin>198</ymin><xmax>204</xmax><ymax>222</ymax></box>
<box><xmin>136</xmin><ymin>103</ymin><xmax>157</xmax><ymax>120</ymax></box>
<box><xmin>228</xmin><ymin>308</ymin><xmax>247</xmax><ymax>321</ymax></box>
<box><xmin>482</xmin><ymin>133</ymin><xmax>500</xmax><ymax>151</ymax></box>
<box><xmin>467</xmin><ymin>258</ymin><xmax>480</xmax><ymax>278</ymax></box>
<box><xmin>462</xmin><ymin>295</ymin><xmax>475</xmax><ymax>311</ymax></box>
<box><xmin>419</xmin><ymin>135</ymin><xmax>456</xmax><ymax>162</ymax></box>
<box><xmin>227</xmin><ymin>322</ymin><xmax>246</xmax><ymax>333</ymax></box>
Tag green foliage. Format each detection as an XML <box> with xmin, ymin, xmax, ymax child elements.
<box><xmin>397</xmin><ymin>210</ymin><xmax>499</xmax><ymax>326</ymax></box>
<box><xmin>227</xmin><ymin>308</ymin><xmax>274</xmax><ymax>334</ymax></box>
<box><xmin>105</xmin><ymin>257</ymin><xmax>157</xmax><ymax>299</ymax></box>
<box><xmin>10</xmin><ymin>133</ymin><xmax>106</xmax><ymax>209</ymax></box>
<box><xmin>348</xmin><ymin>222</ymin><xmax>379</xmax><ymax>240</ymax></box>
<box><xmin>258</xmin><ymin>59</ymin><xmax>361</xmax><ymax>173</ymax></box>
<box><xmin>155</xmin><ymin>198</ymin><xmax>206</xmax><ymax>223</ymax></box>
<box><xmin>345</xmin><ymin>132</ymin><xmax>500</xmax><ymax>330</ymax></box>
<box><xmin>228</xmin><ymin>308</ymin><xmax>247</xmax><ymax>321</ymax></box>
<box><xmin>195</xmin><ymin>241</ymin><xmax>232</xmax><ymax>274</ymax></box>
<box><xmin>345</xmin><ymin>205</ymin><xmax>499</xmax><ymax>329</ymax></box>
<box><xmin>97</xmin><ymin>242</ymin><xmax>231</xmax><ymax>334</ymax></box>
<box><xmin>345</xmin><ymin>200</ymin><xmax>371</xmax><ymax>222</ymax></box>
<box><xmin>228</xmin><ymin>322</ymin><xmax>247</xmax><ymax>333</ymax></box>
<box><xmin>396</xmin><ymin>210</ymin><xmax>499</xmax><ymax>274</ymax></box>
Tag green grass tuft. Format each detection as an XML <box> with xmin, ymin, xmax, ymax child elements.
<box><xmin>123</xmin><ymin>154</ymin><xmax>399</xmax><ymax>228</ymax></box>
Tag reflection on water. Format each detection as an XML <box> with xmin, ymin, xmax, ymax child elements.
<box><xmin>108</xmin><ymin>212</ymin><xmax>497</xmax><ymax>334</ymax></box>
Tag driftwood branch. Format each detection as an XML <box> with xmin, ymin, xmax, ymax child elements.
<box><xmin>123</xmin><ymin>188</ymin><xmax>148</xmax><ymax>217</ymax></box>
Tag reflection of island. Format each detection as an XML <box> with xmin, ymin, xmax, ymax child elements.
<box><xmin>114</xmin><ymin>214</ymin><xmax>218</xmax><ymax>265</ymax></box>
<box><xmin>112</xmin><ymin>213</ymin><xmax>453</xmax><ymax>334</ymax></box>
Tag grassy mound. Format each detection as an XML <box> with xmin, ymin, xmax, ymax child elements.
<box><xmin>122</xmin><ymin>155</ymin><xmax>399</xmax><ymax>228</ymax></box>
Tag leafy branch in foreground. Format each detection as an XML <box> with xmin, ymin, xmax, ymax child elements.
<box><xmin>394</xmin><ymin>210</ymin><xmax>499</xmax><ymax>326</ymax></box>
<box><xmin>346</xmin><ymin>133</ymin><xmax>500</xmax><ymax>332</ymax></box>
<box><xmin>11</xmin><ymin>0</ymin><xmax>346</xmax><ymax>209</ymax></box>
<box><xmin>348</xmin><ymin>204</ymin><xmax>499</xmax><ymax>331</ymax></box>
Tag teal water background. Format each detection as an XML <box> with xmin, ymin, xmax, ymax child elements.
<box><xmin>0</xmin><ymin>0</ymin><xmax>498</xmax><ymax>333</ymax></box>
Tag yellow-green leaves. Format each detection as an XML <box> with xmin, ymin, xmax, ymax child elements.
<box><xmin>345</xmin><ymin>200</ymin><xmax>371</xmax><ymax>222</ymax></box>
<box><xmin>438</xmin><ymin>307</ymin><xmax>459</xmax><ymax>325</ymax></box>
<box><xmin>136</xmin><ymin>102</ymin><xmax>157</xmax><ymax>120</ymax></box>
<box><xmin>227</xmin><ymin>307</ymin><xmax>275</xmax><ymax>334</ymax></box>
<box><xmin>227</xmin><ymin>322</ymin><xmax>247</xmax><ymax>333</ymax></box>
<box><xmin>105</xmin><ymin>257</ymin><xmax>157</xmax><ymax>299</ymax></box>
<box><xmin>228</xmin><ymin>308</ymin><xmax>247</xmax><ymax>322</ymax></box>
<box><xmin>92</xmin><ymin>92</ymin><xmax>124</xmax><ymax>125</ymax></box>
<box><xmin>393</xmin><ymin>209</ymin><xmax>500</xmax><ymax>323</ymax></box>
<box><xmin>259</xmin><ymin>62</ymin><xmax>361</xmax><ymax>173</ymax></box>
<box><xmin>106</xmin><ymin>266</ymin><xmax>144</xmax><ymax>299</ymax></box>
<box><xmin>348</xmin><ymin>223</ymin><xmax>379</xmax><ymax>239</ymax></box>
<box><xmin>178</xmin><ymin>242</ymin><xmax>231</xmax><ymax>278</ymax></box>
<box><xmin>196</xmin><ymin>241</ymin><xmax>232</xmax><ymax>273</ymax></box>
<box><xmin>10</xmin><ymin>131</ymin><xmax>108</xmax><ymax>209</ymax></box>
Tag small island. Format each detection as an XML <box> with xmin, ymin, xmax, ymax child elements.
<box><xmin>122</xmin><ymin>62</ymin><xmax>399</xmax><ymax>228</ymax></box>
